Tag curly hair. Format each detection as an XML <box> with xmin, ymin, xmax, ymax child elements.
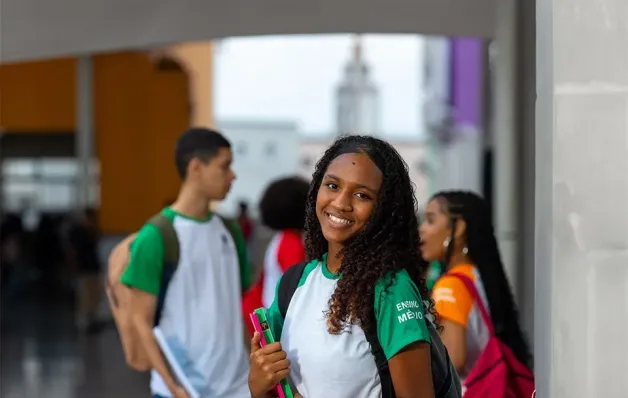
<box><xmin>432</xmin><ymin>190</ymin><xmax>532</xmax><ymax>367</ymax></box>
<box><xmin>304</xmin><ymin>135</ymin><xmax>436</xmax><ymax>334</ymax></box>
<box><xmin>259</xmin><ymin>176</ymin><xmax>310</xmax><ymax>231</ymax></box>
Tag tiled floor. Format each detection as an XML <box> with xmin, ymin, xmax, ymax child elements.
<box><xmin>1</xmin><ymin>298</ymin><xmax>150</xmax><ymax>398</ymax></box>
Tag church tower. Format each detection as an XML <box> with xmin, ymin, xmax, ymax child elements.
<box><xmin>335</xmin><ymin>35</ymin><xmax>380</xmax><ymax>136</ymax></box>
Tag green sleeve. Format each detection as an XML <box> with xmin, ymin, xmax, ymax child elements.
<box><xmin>226</xmin><ymin>220</ymin><xmax>253</xmax><ymax>292</ymax></box>
<box><xmin>120</xmin><ymin>224</ymin><xmax>164</xmax><ymax>295</ymax></box>
<box><xmin>266</xmin><ymin>277</ymin><xmax>285</xmax><ymax>340</ymax></box>
<box><xmin>375</xmin><ymin>269</ymin><xmax>431</xmax><ymax>360</ymax></box>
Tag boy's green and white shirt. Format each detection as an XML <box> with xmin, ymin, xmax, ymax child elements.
<box><xmin>121</xmin><ymin>207</ymin><xmax>252</xmax><ymax>398</ymax></box>
<box><xmin>266</xmin><ymin>254</ymin><xmax>431</xmax><ymax>398</ymax></box>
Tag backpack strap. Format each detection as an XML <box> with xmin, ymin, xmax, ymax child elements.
<box><xmin>429</xmin><ymin>322</ymin><xmax>460</xmax><ymax>398</ymax></box>
<box><xmin>363</xmin><ymin>321</ymin><xmax>395</xmax><ymax>397</ymax></box>
<box><xmin>217</xmin><ymin>214</ymin><xmax>238</xmax><ymax>243</ymax></box>
<box><xmin>217</xmin><ymin>214</ymin><xmax>252</xmax><ymax>295</ymax></box>
<box><xmin>277</xmin><ymin>261</ymin><xmax>308</xmax><ymax>319</ymax></box>
<box><xmin>366</xmin><ymin>272</ymin><xmax>459</xmax><ymax>398</ymax></box>
<box><xmin>147</xmin><ymin>213</ymin><xmax>179</xmax><ymax>325</ymax></box>
<box><xmin>365</xmin><ymin>320</ymin><xmax>458</xmax><ymax>398</ymax></box>
<box><xmin>448</xmin><ymin>273</ymin><xmax>495</xmax><ymax>336</ymax></box>
<box><xmin>148</xmin><ymin>213</ymin><xmax>179</xmax><ymax>266</ymax></box>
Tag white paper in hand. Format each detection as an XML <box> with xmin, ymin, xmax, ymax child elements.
<box><xmin>153</xmin><ymin>326</ymin><xmax>201</xmax><ymax>398</ymax></box>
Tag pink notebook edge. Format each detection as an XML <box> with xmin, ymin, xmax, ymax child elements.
<box><xmin>249</xmin><ymin>312</ymin><xmax>268</xmax><ymax>346</ymax></box>
<box><xmin>248</xmin><ymin>312</ymin><xmax>288</xmax><ymax>398</ymax></box>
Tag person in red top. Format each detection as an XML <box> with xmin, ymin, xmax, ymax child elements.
<box><xmin>241</xmin><ymin>176</ymin><xmax>310</xmax><ymax>334</ymax></box>
<box><xmin>237</xmin><ymin>201</ymin><xmax>254</xmax><ymax>244</ymax></box>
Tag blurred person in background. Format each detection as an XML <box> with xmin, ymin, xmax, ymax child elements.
<box><xmin>1</xmin><ymin>213</ymin><xmax>26</xmax><ymax>299</ymax></box>
<box><xmin>236</xmin><ymin>200</ymin><xmax>254</xmax><ymax>245</ymax></box>
<box><xmin>241</xmin><ymin>176</ymin><xmax>309</xmax><ymax>334</ymax></box>
<box><xmin>34</xmin><ymin>214</ymin><xmax>65</xmax><ymax>296</ymax></box>
<box><xmin>425</xmin><ymin>261</ymin><xmax>444</xmax><ymax>291</ymax></box>
<box><xmin>67</xmin><ymin>208</ymin><xmax>105</xmax><ymax>334</ymax></box>
<box><xmin>110</xmin><ymin>128</ymin><xmax>253</xmax><ymax>398</ymax></box>
<box><xmin>417</xmin><ymin>215</ymin><xmax>445</xmax><ymax>292</ymax></box>
<box><xmin>419</xmin><ymin>191</ymin><xmax>532</xmax><ymax>379</ymax></box>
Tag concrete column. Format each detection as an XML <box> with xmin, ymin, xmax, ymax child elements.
<box><xmin>422</xmin><ymin>37</ymin><xmax>451</xmax><ymax>197</ymax></box>
<box><xmin>491</xmin><ymin>0</ymin><xmax>519</xmax><ymax>297</ymax></box>
<box><xmin>517</xmin><ymin>0</ymin><xmax>537</xmax><ymax>351</ymax></box>
<box><xmin>75</xmin><ymin>55</ymin><xmax>94</xmax><ymax>210</ymax></box>
<box><xmin>535</xmin><ymin>0</ymin><xmax>628</xmax><ymax>396</ymax></box>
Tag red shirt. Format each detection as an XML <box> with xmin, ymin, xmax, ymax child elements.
<box><xmin>242</xmin><ymin>230</ymin><xmax>305</xmax><ymax>335</ymax></box>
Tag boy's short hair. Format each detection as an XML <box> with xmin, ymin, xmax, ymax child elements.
<box><xmin>174</xmin><ymin>128</ymin><xmax>231</xmax><ymax>179</ymax></box>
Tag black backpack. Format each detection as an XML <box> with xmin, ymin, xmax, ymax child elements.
<box><xmin>277</xmin><ymin>262</ymin><xmax>462</xmax><ymax>398</ymax></box>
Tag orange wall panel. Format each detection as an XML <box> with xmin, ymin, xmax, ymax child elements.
<box><xmin>0</xmin><ymin>58</ymin><xmax>76</xmax><ymax>132</ymax></box>
<box><xmin>146</xmin><ymin>71</ymin><xmax>190</xmax><ymax>207</ymax></box>
<box><xmin>95</xmin><ymin>52</ymin><xmax>189</xmax><ymax>234</ymax></box>
<box><xmin>0</xmin><ymin>51</ymin><xmax>193</xmax><ymax>234</ymax></box>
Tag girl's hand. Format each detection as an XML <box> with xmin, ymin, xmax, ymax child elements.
<box><xmin>248</xmin><ymin>332</ymin><xmax>291</xmax><ymax>398</ymax></box>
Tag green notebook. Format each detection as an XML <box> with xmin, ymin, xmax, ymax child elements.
<box><xmin>250</xmin><ymin>308</ymin><xmax>295</xmax><ymax>398</ymax></box>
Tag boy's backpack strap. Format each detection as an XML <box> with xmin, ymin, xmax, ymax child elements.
<box><xmin>146</xmin><ymin>213</ymin><xmax>179</xmax><ymax>326</ymax></box>
<box><xmin>147</xmin><ymin>213</ymin><xmax>179</xmax><ymax>266</ymax></box>
<box><xmin>278</xmin><ymin>261</ymin><xmax>308</xmax><ymax>319</ymax></box>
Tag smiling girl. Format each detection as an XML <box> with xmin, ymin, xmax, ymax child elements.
<box><xmin>247</xmin><ymin>135</ymin><xmax>438</xmax><ymax>398</ymax></box>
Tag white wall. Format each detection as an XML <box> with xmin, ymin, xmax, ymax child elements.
<box><xmin>298</xmin><ymin>141</ymin><xmax>330</xmax><ymax>180</ymax></box>
<box><xmin>433</xmin><ymin>127</ymin><xmax>484</xmax><ymax>195</ymax></box>
<box><xmin>218</xmin><ymin>119</ymin><xmax>300</xmax><ymax>217</ymax></box>
<box><xmin>395</xmin><ymin>143</ymin><xmax>430</xmax><ymax>206</ymax></box>
<box><xmin>299</xmin><ymin>138</ymin><xmax>430</xmax><ymax>206</ymax></box>
<box><xmin>535</xmin><ymin>0</ymin><xmax>628</xmax><ymax>395</ymax></box>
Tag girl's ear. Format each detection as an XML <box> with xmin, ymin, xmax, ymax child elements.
<box><xmin>454</xmin><ymin>218</ymin><xmax>467</xmax><ymax>241</ymax></box>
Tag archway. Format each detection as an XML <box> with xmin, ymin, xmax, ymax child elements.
<box><xmin>156</xmin><ymin>43</ymin><xmax>215</xmax><ymax>127</ymax></box>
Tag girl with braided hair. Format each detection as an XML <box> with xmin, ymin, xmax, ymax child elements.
<box><xmin>420</xmin><ymin>191</ymin><xmax>532</xmax><ymax>381</ymax></box>
<box><xmin>248</xmin><ymin>135</ymin><xmax>438</xmax><ymax>398</ymax></box>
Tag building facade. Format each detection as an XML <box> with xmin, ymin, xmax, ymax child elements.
<box><xmin>299</xmin><ymin>135</ymin><xmax>430</xmax><ymax>207</ymax></box>
<box><xmin>217</xmin><ymin>119</ymin><xmax>301</xmax><ymax>218</ymax></box>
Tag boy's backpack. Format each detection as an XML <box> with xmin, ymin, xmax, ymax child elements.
<box><xmin>105</xmin><ymin>212</ymin><xmax>238</xmax><ymax>372</ymax></box>
<box><xmin>277</xmin><ymin>262</ymin><xmax>463</xmax><ymax>398</ymax></box>
<box><xmin>449</xmin><ymin>274</ymin><xmax>535</xmax><ymax>398</ymax></box>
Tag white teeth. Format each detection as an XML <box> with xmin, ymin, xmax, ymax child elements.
<box><xmin>328</xmin><ymin>213</ymin><xmax>352</xmax><ymax>225</ymax></box>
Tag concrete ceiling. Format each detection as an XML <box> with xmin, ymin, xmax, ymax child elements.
<box><xmin>1</xmin><ymin>0</ymin><xmax>496</xmax><ymax>63</ymax></box>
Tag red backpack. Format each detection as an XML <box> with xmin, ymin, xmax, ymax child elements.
<box><xmin>450</xmin><ymin>274</ymin><xmax>535</xmax><ymax>398</ymax></box>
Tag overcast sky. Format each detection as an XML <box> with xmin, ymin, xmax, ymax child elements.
<box><xmin>214</xmin><ymin>34</ymin><xmax>426</xmax><ymax>137</ymax></box>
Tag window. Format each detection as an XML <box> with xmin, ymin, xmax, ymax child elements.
<box><xmin>1</xmin><ymin>157</ymin><xmax>100</xmax><ymax>212</ymax></box>
<box><xmin>40</xmin><ymin>159</ymin><xmax>76</xmax><ymax>178</ymax></box>
<box><xmin>39</xmin><ymin>182</ymin><xmax>74</xmax><ymax>210</ymax></box>
<box><xmin>236</xmin><ymin>141</ymin><xmax>248</xmax><ymax>156</ymax></box>
<box><xmin>264</xmin><ymin>142</ymin><xmax>277</xmax><ymax>157</ymax></box>
<box><xmin>3</xmin><ymin>159</ymin><xmax>36</xmax><ymax>178</ymax></box>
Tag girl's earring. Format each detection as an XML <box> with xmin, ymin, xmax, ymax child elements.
<box><xmin>462</xmin><ymin>246</ymin><xmax>469</xmax><ymax>255</ymax></box>
<box><xmin>443</xmin><ymin>237</ymin><xmax>451</xmax><ymax>248</ymax></box>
